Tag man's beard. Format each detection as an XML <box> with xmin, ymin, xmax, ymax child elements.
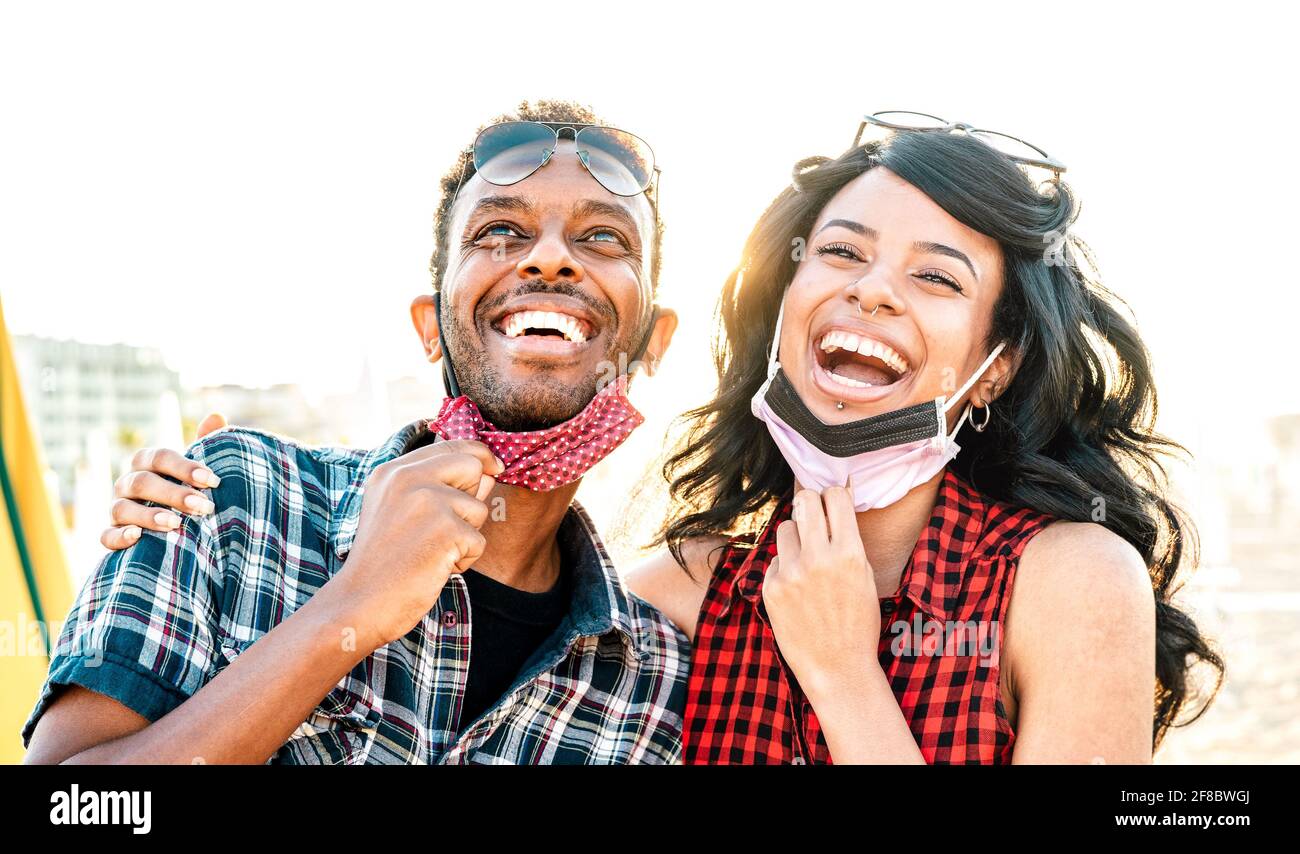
<box><xmin>440</xmin><ymin>283</ymin><xmax>640</xmax><ymax>432</ymax></box>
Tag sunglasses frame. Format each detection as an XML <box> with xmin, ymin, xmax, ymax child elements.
<box><xmin>853</xmin><ymin>110</ymin><xmax>1067</xmax><ymax>177</ymax></box>
<box><xmin>453</xmin><ymin>120</ymin><xmax>660</xmax><ymax>206</ymax></box>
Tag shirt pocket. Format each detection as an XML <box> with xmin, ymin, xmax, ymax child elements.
<box><xmin>214</xmin><ymin>635</ymin><xmax>380</xmax><ymax>765</ymax></box>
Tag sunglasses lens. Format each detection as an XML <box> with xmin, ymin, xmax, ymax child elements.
<box><xmin>968</xmin><ymin>129</ymin><xmax>1050</xmax><ymax>164</ymax></box>
<box><xmin>473</xmin><ymin>122</ymin><xmax>556</xmax><ymax>185</ymax></box>
<box><xmin>871</xmin><ymin>111</ymin><xmax>948</xmax><ymax>131</ymax></box>
<box><xmin>574</xmin><ymin>127</ymin><xmax>654</xmax><ymax>196</ymax></box>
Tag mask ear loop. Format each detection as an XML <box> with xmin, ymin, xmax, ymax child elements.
<box><xmin>764</xmin><ymin>274</ymin><xmax>787</xmax><ymax>381</ymax></box>
<box><xmin>434</xmin><ymin>289</ymin><xmax>462</xmax><ymax>398</ymax></box>
<box><xmin>626</xmin><ymin>304</ymin><xmax>661</xmax><ymax>381</ymax></box>
<box><xmin>940</xmin><ymin>341</ymin><xmax>1006</xmax><ymax>441</ymax></box>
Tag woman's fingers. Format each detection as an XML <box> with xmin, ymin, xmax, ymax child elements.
<box><xmin>98</xmin><ymin>419</ymin><xmax>228</xmax><ymax>553</ymax></box>
<box><xmin>822</xmin><ymin>485</ymin><xmax>859</xmax><ymax>548</ymax></box>
<box><xmin>110</xmin><ymin>497</ymin><xmax>184</xmax><ymax>532</ymax></box>
<box><xmin>792</xmin><ymin>488</ymin><xmax>829</xmax><ymax>551</ymax></box>
<box><xmin>126</xmin><ymin>447</ymin><xmax>220</xmax><ymax>490</ymax></box>
<box><xmin>100</xmin><ymin>524</ymin><xmax>143</xmax><ymax>551</ymax></box>
<box><xmin>774</xmin><ymin>518</ymin><xmax>802</xmax><ymax>571</ymax></box>
<box><xmin>114</xmin><ymin>470</ymin><xmax>214</xmax><ymax>516</ymax></box>
<box><xmin>196</xmin><ymin>412</ymin><xmax>228</xmax><ymax>439</ymax></box>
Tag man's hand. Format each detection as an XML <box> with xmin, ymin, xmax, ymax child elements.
<box><xmin>100</xmin><ymin>412</ymin><xmax>229</xmax><ymax>549</ymax></box>
<box><xmin>323</xmin><ymin>439</ymin><xmax>504</xmax><ymax>652</ymax></box>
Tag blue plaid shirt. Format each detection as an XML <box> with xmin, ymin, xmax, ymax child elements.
<box><xmin>23</xmin><ymin>421</ymin><xmax>689</xmax><ymax>764</ymax></box>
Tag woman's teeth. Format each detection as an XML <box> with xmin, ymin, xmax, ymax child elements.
<box><xmin>501</xmin><ymin>310</ymin><xmax>588</xmax><ymax>343</ymax></box>
<box><xmin>818</xmin><ymin>330</ymin><xmax>910</xmax><ymax>375</ymax></box>
<box><xmin>826</xmin><ymin>370</ymin><xmax>873</xmax><ymax>388</ymax></box>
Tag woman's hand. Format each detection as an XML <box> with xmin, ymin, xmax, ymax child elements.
<box><xmin>762</xmin><ymin>485</ymin><xmax>925</xmax><ymax>764</ymax></box>
<box><xmin>762</xmin><ymin>485</ymin><xmax>881</xmax><ymax>698</ymax></box>
<box><xmin>100</xmin><ymin>413</ymin><xmax>229</xmax><ymax>550</ymax></box>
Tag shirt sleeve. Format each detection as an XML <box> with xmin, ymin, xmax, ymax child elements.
<box><xmin>21</xmin><ymin>443</ymin><xmax>225</xmax><ymax>747</ymax></box>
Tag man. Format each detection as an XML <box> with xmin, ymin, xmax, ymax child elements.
<box><xmin>22</xmin><ymin>100</ymin><xmax>687</xmax><ymax>764</ymax></box>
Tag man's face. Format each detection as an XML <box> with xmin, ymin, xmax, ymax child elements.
<box><xmin>436</xmin><ymin>139</ymin><xmax>658</xmax><ymax>431</ymax></box>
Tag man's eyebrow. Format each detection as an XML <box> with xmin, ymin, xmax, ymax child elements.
<box><xmin>572</xmin><ymin>199</ymin><xmax>642</xmax><ymax>240</ymax></box>
<box><xmin>816</xmin><ymin>219</ymin><xmax>877</xmax><ymax>239</ymax></box>
<box><xmin>467</xmin><ymin>195</ymin><xmax>537</xmax><ymax>220</ymax></box>
<box><xmin>914</xmin><ymin>241</ymin><xmax>979</xmax><ymax>280</ymax></box>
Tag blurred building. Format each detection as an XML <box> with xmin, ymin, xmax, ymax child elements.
<box><xmin>1269</xmin><ymin>414</ymin><xmax>1300</xmax><ymax>532</ymax></box>
<box><xmin>189</xmin><ymin>370</ymin><xmax>441</xmax><ymax>450</ymax></box>
<box><xmin>11</xmin><ymin>335</ymin><xmax>182</xmax><ymax>509</ymax></box>
<box><xmin>188</xmin><ymin>382</ymin><xmax>325</xmax><ymax>443</ymax></box>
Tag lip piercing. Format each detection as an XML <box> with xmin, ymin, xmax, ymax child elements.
<box><xmin>836</xmin><ymin>401</ymin><xmax>845</xmax><ymax>410</ymax></box>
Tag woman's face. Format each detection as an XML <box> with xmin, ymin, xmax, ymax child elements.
<box><xmin>778</xmin><ymin>167</ymin><xmax>1012</xmax><ymax>428</ymax></box>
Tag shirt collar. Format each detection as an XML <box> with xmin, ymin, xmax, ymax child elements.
<box><xmin>895</xmin><ymin>468</ymin><xmax>986</xmax><ymax>623</ymax></box>
<box><xmin>734</xmin><ymin>468</ymin><xmax>985</xmax><ymax>624</ymax></box>
<box><xmin>329</xmin><ymin>419</ymin><xmax>645</xmax><ymax>658</ymax></box>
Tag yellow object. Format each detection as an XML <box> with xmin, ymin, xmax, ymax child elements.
<box><xmin>0</xmin><ymin>298</ymin><xmax>74</xmax><ymax>763</ymax></box>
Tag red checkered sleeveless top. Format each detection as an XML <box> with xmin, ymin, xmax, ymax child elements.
<box><xmin>683</xmin><ymin>468</ymin><xmax>1055</xmax><ymax>764</ymax></box>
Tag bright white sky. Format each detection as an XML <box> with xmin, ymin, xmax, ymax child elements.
<box><xmin>2</xmin><ymin>1</ymin><xmax>1295</xmax><ymax>478</ymax></box>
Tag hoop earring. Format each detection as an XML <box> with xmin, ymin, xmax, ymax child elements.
<box><xmin>971</xmin><ymin>402</ymin><xmax>991</xmax><ymax>432</ymax></box>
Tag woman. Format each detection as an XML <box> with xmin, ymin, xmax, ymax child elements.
<box><xmin>97</xmin><ymin>117</ymin><xmax>1223</xmax><ymax>764</ymax></box>
<box><xmin>628</xmin><ymin>123</ymin><xmax>1222</xmax><ymax>763</ymax></box>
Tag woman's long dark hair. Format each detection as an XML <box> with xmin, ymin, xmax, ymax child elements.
<box><xmin>657</xmin><ymin>131</ymin><xmax>1223</xmax><ymax>747</ymax></box>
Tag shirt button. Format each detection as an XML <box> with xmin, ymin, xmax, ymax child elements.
<box><xmin>880</xmin><ymin>599</ymin><xmax>897</xmax><ymax>616</ymax></box>
<box><xmin>791</xmin><ymin>756</ymin><xmax>806</xmax><ymax>765</ymax></box>
<box><xmin>442</xmin><ymin>611</ymin><xmax>458</xmax><ymax>629</ymax></box>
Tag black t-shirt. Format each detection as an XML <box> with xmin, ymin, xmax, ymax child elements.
<box><xmin>458</xmin><ymin>566</ymin><xmax>569</xmax><ymax>731</ymax></box>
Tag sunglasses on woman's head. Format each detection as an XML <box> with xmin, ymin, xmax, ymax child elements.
<box><xmin>454</xmin><ymin>121</ymin><xmax>659</xmax><ymax>203</ymax></box>
<box><xmin>854</xmin><ymin>110</ymin><xmax>1067</xmax><ymax>178</ymax></box>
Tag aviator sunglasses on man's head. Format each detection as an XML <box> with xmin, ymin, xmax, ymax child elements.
<box><xmin>453</xmin><ymin>121</ymin><xmax>659</xmax><ymax>203</ymax></box>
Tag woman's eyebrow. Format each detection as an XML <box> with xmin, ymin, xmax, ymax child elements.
<box><xmin>914</xmin><ymin>240</ymin><xmax>978</xmax><ymax>280</ymax></box>
<box><xmin>815</xmin><ymin>219</ymin><xmax>979</xmax><ymax>281</ymax></box>
<box><xmin>816</xmin><ymin>219</ymin><xmax>877</xmax><ymax>238</ymax></box>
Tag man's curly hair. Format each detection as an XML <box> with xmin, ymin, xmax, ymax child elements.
<box><xmin>428</xmin><ymin>99</ymin><xmax>663</xmax><ymax>294</ymax></box>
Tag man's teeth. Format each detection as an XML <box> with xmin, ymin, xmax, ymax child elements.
<box><xmin>502</xmin><ymin>310</ymin><xmax>588</xmax><ymax>343</ymax></box>
<box><xmin>818</xmin><ymin>330</ymin><xmax>909</xmax><ymax>375</ymax></box>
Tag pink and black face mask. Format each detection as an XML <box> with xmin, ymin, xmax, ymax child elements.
<box><xmin>751</xmin><ymin>288</ymin><xmax>1004</xmax><ymax>511</ymax></box>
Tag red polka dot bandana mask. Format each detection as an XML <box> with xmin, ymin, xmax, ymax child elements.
<box><xmin>428</xmin><ymin>375</ymin><xmax>645</xmax><ymax>492</ymax></box>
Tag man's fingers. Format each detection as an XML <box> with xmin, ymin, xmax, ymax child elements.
<box><xmin>452</xmin><ymin>526</ymin><xmax>488</xmax><ymax>571</ymax></box>
<box><xmin>407</xmin><ymin>439</ymin><xmax>505</xmax><ymax>476</ymax></box>
<box><xmin>114</xmin><ymin>471</ymin><xmax>214</xmax><ymax>515</ymax></box>
<box><xmin>196</xmin><ymin>412</ymin><xmax>228</xmax><ymax>439</ymax></box>
<box><xmin>436</xmin><ymin>486</ymin><xmax>490</xmax><ymax>529</ymax></box>
<box><xmin>99</xmin><ymin>525</ymin><xmax>142</xmax><ymax>552</ymax></box>
<box><xmin>474</xmin><ymin>475</ymin><xmax>496</xmax><ymax>503</ymax></box>
<box><xmin>128</xmin><ymin>447</ymin><xmax>220</xmax><ymax>490</ymax></box>
<box><xmin>411</xmin><ymin>450</ymin><xmax>500</xmax><ymax>496</ymax></box>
